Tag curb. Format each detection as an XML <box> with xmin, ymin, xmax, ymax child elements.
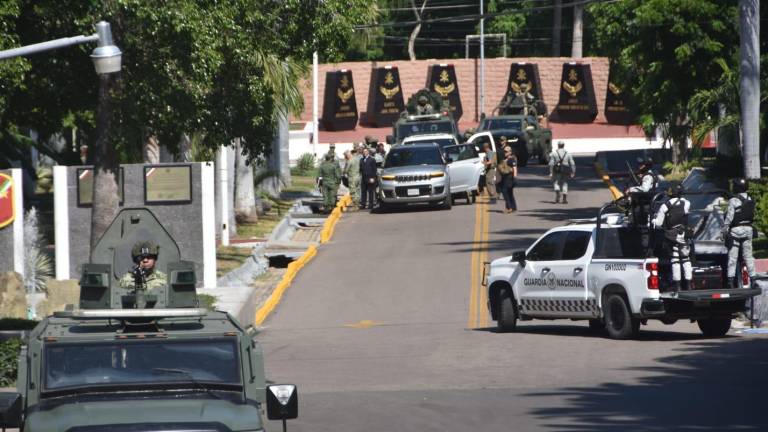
<box><xmin>254</xmin><ymin>194</ymin><xmax>351</xmax><ymax>325</ymax></box>
<box><xmin>594</xmin><ymin>162</ymin><xmax>624</xmax><ymax>200</ymax></box>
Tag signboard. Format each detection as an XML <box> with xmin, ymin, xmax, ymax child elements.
<box><xmin>0</xmin><ymin>173</ymin><xmax>14</xmax><ymax>229</ymax></box>
<box><xmin>554</xmin><ymin>63</ymin><xmax>598</xmax><ymax>123</ymax></box>
<box><xmin>144</xmin><ymin>165</ymin><xmax>192</xmax><ymax>204</ymax></box>
<box><xmin>425</xmin><ymin>64</ymin><xmax>463</xmax><ymax>121</ymax></box>
<box><xmin>77</xmin><ymin>168</ymin><xmax>125</xmax><ymax>207</ymax></box>
<box><xmin>363</xmin><ymin>66</ymin><xmax>405</xmax><ymax>127</ymax></box>
<box><xmin>321</xmin><ymin>70</ymin><xmax>358</xmax><ymax>131</ymax></box>
<box><xmin>502</xmin><ymin>63</ymin><xmax>544</xmax><ymax>103</ymax></box>
<box><xmin>604</xmin><ymin>67</ymin><xmax>635</xmax><ymax>125</ymax></box>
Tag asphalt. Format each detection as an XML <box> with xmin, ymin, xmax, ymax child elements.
<box><xmin>258</xmin><ymin>157</ymin><xmax>768</xmax><ymax>431</ymax></box>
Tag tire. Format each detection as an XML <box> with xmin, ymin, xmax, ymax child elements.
<box><xmin>442</xmin><ymin>191</ymin><xmax>452</xmax><ymax>210</ymax></box>
<box><xmin>496</xmin><ymin>289</ymin><xmax>518</xmax><ymax>332</ymax></box>
<box><xmin>660</xmin><ymin>317</ymin><xmax>678</xmax><ymax>325</ymax></box>
<box><xmin>603</xmin><ymin>293</ymin><xmax>640</xmax><ymax>340</ymax></box>
<box><xmin>588</xmin><ymin>319</ymin><xmax>604</xmax><ymax>332</ymax></box>
<box><xmin>697</xmin><ymin>318</ymin><xmax>731</xmax><ymax>337</ymax></box>
<box><xmin>471</xmin><ymin>190</ymin><xmax>477</xmax><ymax>203</ymax></box>
<box><xmin>517</xmin><ymin>147</ymin><xmax>529</xmax><ymax>167</ymax></box>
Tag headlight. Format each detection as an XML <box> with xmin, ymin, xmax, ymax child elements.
<box><xmin>429</xmin><ymin>172</ymin><xmax>445</xmax><ymax>178</ymax></box>
<box><xmin>381</xmin><ymin>175</ymin><xmax>395</xmax><ymax>180</ymax></box>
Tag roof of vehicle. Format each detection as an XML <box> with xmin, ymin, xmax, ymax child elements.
<box><xmin>398</xmin><ymin>113</ymin><xmax>452</xmax><ymax>123</ymax></box>
<box><xmin>401</xmin><ymin>133</ymin><xmax>458</xmax><ymax>143</ymax></box>
<box><xmin>33</xmin><ymin>309</ymin><xmax>243</xmax><ymax>342</ymax></box>
<box><xmin>389</xmin><ymin>142</ymin><xmax>442</xmax><ymax>150</ymax></box>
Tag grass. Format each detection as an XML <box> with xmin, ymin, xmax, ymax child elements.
<box><xmin>283</xmin><ymin>172</ymin><xmax>318</xmax><ymax>194</ymax></box>
<box><xmin>235</xmin><ymin>197</ymin><xmax>295</xmax><ymax>239</ymax></box>
<box><xmin>216</xmin><ymin>246</ymin><xmax>252</xmax><ymax>277</ymax></box>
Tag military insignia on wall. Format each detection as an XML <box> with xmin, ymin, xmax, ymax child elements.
<box><xmin>554</xmin><ymin>63</ymin><xmax>597</xmax><ymax>123</ymax></box>
<box><xmin>426</xmin><ymin>64</ymin><xmax>462</xmax><ymax>121</ymax></box>
<box><xmin>364</xmin><ymin>66</ymin><xmax>405</xmax><ymax>127</ymax></box>
<box><xmin>0</xmin><ymin>173</ymin><xmax>14</xmax><ymax>229</ymax></box>
<box><xmin>501</xmin><ymin>63</ymin><xmax>545</xmax><ymax>113</ymax></box>
<box><xmin>322</xmin><ymin>70</ymin><xmax>358</xmax><ymax>131</ymax></box>
<box><xmin>604</xmin><ymin>67</ymin><xmax>635</xmax><ymax>125</ymax></box>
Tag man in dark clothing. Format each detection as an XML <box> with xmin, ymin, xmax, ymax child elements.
<box><xmin>360</xmin><ymin>147</ymin><xmax>378</xmax><ymax>210</ymax></box>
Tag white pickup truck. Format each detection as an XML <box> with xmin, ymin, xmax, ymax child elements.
<box><xmin>484</xmin><ymin>206</ymin><xmax>760</xmax><ymax>339</ymax></box>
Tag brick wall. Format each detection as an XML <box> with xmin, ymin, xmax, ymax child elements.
<box><xmin>296</xmin><ymin>57</ymin><xmax>610</xmax><ymax>124</ymax></box>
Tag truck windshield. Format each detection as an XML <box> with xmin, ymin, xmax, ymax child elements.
<box><xmin>385</xmin><ymin>147</ymin><xmax>443</xmax><ymax>167</ymax></box>
<box><xmin>397</xmin><ymin>121</ymin><xmax>453</xmax><ymax>140</ymax></box>
<box><xmin>44</xmin><ymin>339</ymin><xmax>241</xmax><ymax>393</ymax></box>
<box><xmin>481</xmin><ymin>118</ymin><xmax>522</xmax><ymax>131</ymax></box>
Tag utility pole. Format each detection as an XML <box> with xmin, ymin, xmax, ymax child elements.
<box><xmin>739</xmin><ymin>0</ymin><xmax>760</xmax><ymax>178</ymax></box>
<box><xmin>479</xmin><ymin>0</ymin><xmax>485</xmax><ymax>118</ymax></box>
<box><xmin>312</xmin><ymin>50</ymin><xmax>319</xmax><ymax>157</ymax></box>
<box><xmin>571</xmin><ymin>3</ymin><xmax>583</xmax><ymax>58</ymax></box>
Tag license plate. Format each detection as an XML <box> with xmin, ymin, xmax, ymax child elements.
<box><xmin>407</xmin><ymin>188</ymin><xmax>419</xmax><ymax>196</ymax></box>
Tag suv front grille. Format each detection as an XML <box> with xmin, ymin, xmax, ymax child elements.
<box><xmin>395</xmin><ymin>174</ymin><xmax>430</xmax><ymax>182</ymax></box>
<box><xmin>395</xmin><ymin>186</ymin><xmax>431</xmax><ymax>197</ymax></box>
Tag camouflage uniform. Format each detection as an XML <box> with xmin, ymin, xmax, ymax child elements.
<box><xmin>119</xmin><ymin>270</ymin><xmax>168</xmax><ymax>291</ymax></box>
<box><xmin>724</xmin><ymin>192</ymin><xmax>756</xmax><ymax>282</ymax></box>
<box><xmin>318</xmin><ymin>156</ymin><xmax>341</xmax><ymax>211</ymax></box>
<box><xmin>345</xmin><ymin>150</ymin><xmax>362</xmax><ymax>207</ymax></box>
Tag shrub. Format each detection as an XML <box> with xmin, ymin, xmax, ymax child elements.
<box><xmin>293</xmin><ymin>153</ymin><xmax>316</xmax><ymax>176</ymax></box>
<box><xmin>0</xmin><ymin>338</ymin><xmax>22</xmax><ymax>387</ymax></box>
<box><xmin>748</xmin><ymin>179</ymin><xmax>768</xmax><ymax>236</ymax></box>
<box><xmin>198</xmin><ymin>294</ymin><xmax>218</xmax><ymax>310</ymax></box>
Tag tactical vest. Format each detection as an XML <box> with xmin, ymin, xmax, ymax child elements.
<box><xmin>732</xmin><ymin>196</ymin><xmax>755</xmax><ymax>226</ymax></box>
<box><xmin>645</xmin><ymin>171</ymin><xmax>659</xmax><ymax>190</ymax></box>
<box><xmin>664</xmin><ymin>199</ymin><xmax>687</xmax><ymax>229</ymax></box>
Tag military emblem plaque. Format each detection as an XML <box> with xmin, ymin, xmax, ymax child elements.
<box><xmin>0</xmin><ymin>173</ymin><xmax>15</xmax><ymax>229</ymax></box>
<box><xmin>554</xmin><ymin>62</ymin><xmax>598</xmax><ymax>123</ymax></box>
<box><xmin>604</xmin><ymin>67</ymin><xmax>635</xmax><ymax>125</ymax></box>
<box><xmin>144</xmin><ymin>165</ymin><xmax>192</xmax><ymax>204</ymax></box>
<box><xmin>425</xmin><ymin>64</ymin><xmax>462</xmax><ymax>121</ymax></box>
<box><xmin>364</xmin><ymin>66</ymin><xmax>405</xmax><ymax>127</ymax></box>
<box><xmin>321</xmin><ymin>70</ymin><xmax>358</xmax><ymax>131</ymax></box>
<box><xmin>502</xmin><ymin>63</ymin><xmax>544</xmax><ymax>104</ymax></box>
<box><xmin>77</xmin><ymin>167</ymin><xmax>125</xmax><ymax>207</ymax></box>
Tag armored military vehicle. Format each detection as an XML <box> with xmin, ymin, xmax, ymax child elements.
<box><xmin>476</xmin><ymin>91</ymin><xmax>552</xmax><ymax>166</ymax></box>
<box><xmin>0</xmin><ymin>208</ymin><xmax>298</xmax><ymax>432</ymax></box>
<box><xmin>386</xmin><ymin>88</ymin><xmax>461</xmax><ymax>145</ymax></box>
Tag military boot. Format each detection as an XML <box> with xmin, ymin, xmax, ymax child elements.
<box><xmin>562</xmin><ymin>194</ymin><xmax>568</xmax><ymax>205</ymax></box>
<box><xmin>555</xmin><ymin>192</ymin><xmax>560</xmax><ymax>204</ymax></box>
<box><xmin>671</xmin><ymin>280</ymin><xmax>681</xmax><ymax>293</ymax></box>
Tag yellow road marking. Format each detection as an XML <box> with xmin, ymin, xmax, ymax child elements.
<box><xmin>345</xmin><ymin>320</ymin><xmax>383</xmax><ymax>329</ymax></box>
<box><xmin>468</xmin><ymin>194</ymin><xmax>490</xmax><ymax>329</ymax></box>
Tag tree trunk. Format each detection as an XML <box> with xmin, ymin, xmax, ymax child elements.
<box><xmin>178</xmin><ymin>133</ymin><xmax>192</xmax><ymax>162</ymax></box>
<box><xmin>552</xmin><ymin>0</ymin><xmax>562</xmax><ymax>56</ymax></box>
<box><xmin>571</xmin><ymin>4</ymin><xmax>583</xmax><ymax>58</ymax></box>
<box><xmin>90</xmin><ymin>74</ymin><xmax>120</xmax><ymax>250</ymax></box>
<box><xmin>143</xmin><ymin>133</ymin><xmax>160</xmax><ymax>163</ymax></box>
<box><xmin>234</xmin><ymin>138</ymin><xmax>256</xmax><ymax>221</ymax></box>
<box><xmin>408</xmin><ymin>0</ymin><xmax>428</xmax><ymax>61</ymax></box>
<box><xmin>739</xmin><ymin>0</ymin><xmax>760</xmax><ymax>178</ymax></box>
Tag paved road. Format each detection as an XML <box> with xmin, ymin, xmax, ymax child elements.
<box><xmin>259</xmin><ymin>157</ymin><xmax>768</xmax><ymax>431</ymax></box>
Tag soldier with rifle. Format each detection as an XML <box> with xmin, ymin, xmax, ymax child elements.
<box><xmin>652</xmin><ymin>182</ymin><xmax>692</xmax><ymax>292</ymax></box>
<box><xmin>723</xmin><ymin>178</ymin><xmax>757</xmax><ymax>288</ymax></box>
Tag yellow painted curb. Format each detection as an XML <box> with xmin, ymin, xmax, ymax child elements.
<box><xmin>254</xmin><ymin>194</ymin><xmax>351</xmax><ymax>325</ymax></box>
<box><xmin>594</xmin><ymin>162</ymin><xmax>624</xmax><ymax>200</ymax></box>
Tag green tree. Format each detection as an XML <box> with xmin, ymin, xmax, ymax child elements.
<box><xmin>589</xmin><ymin>0</ymin><xmax>739</xmax><ymax>169</ymax></box>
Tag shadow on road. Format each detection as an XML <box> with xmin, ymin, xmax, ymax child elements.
<box><xmin>522</xmin><ymin>337</ymin><xmax>768</xmax><ymax>431</ymax></box>
<box><xmin>472</xmin><ymin>323</ymin><xmax>720</xmax><ymax>342</ymax></box>
<box><xmin>430</xmin><ymin>236</ymin><xmax>539</xmax><ymax>253</ymax></box>
<box><xmin>521</xmin><ymin>206</ymin><xmax>599</xmax><ymax>222</ymax></box>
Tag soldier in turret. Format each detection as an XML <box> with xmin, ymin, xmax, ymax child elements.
<box><xmin>416</xmin><ymin>95</ymin><xmax>434</xmax><ymax>115</ymax></box>
<box><xmin>119</xmin><ymin>241</ymin><xmax>167</xmax><ymax>291</ymax></box>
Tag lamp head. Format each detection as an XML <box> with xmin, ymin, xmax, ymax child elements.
<box><xmin>90</xmin><ymin>21</ymin><xmax>122</xmax><ymax>74</ymax></box>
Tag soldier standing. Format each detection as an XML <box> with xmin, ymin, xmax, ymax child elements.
<box><xmin>548</xmin><ymin>141</ymin><xmax>576</xmax><ymax>204</ymax></box>
<box><xmin>119</xmin><ymin>241</ymin><xmax>167</xmax><ymax>290</ymax></box>
<box><xmin>482</xmin><ymin>142</ymin><xmax>498</xmax><ymax>203</ymax></box>
<box><xmin>415</xmin><ymin>95</ymin><xmax>434</xmax><ymax>115</ymax></box>
<box><xmin>344</xmin><ymin>148</ymin><xmax>362</xmax><ymax>210</ymax></box>
<box><xmin>724</xmin><ymin>178</ymin><xmax>757</xmax><ymax>288</ymax></box>
<box><xmin>652</xmin><ymin>182</ymin><xmax>692</xmax><ymax>292</ymax></box>
<box><xmin>317</xmin><ymin>153</ymin><xmax>341</xmax><ymax>213</ymax></box>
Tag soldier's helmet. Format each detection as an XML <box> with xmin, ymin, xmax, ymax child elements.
<box><xmin>732</xmin><ymin>178</ymin><xmax>749</xmax><ymax>194</ymax></box>
<box><xmin>638</xmin><ymin>157</ymin><xmax>654</xmax><ymax>172</ymax></box>
<box><xmin>131</xmin><ymin>241</ymin><xmax>159</xmax><ymax>263</ymax></box>
<box><xmin>418</xmin><ymin>95</ymin><xmax>428</xmax><ymax>104</ymax></box>
<box><xmin>557</xmin><ymin>141</ymin><xmax>565</xmax><ymax>148</ymax></box>
<box><xmin>666</xmin><ymin>181</ymin><xmax>684</xmax><ymax>197</ymax></box>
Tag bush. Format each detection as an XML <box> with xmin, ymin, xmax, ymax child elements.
<box><xmin>748</xmin><ymin>179</ymin><xmax>768</xmax><ymax>237</ymax></box>
<box><xmin>198</xmin><ymin>293</ymin><xmax>218</xmax><ymax>310</ymax></box>
<box><xmin>0</xmin><ymin>338</ymin><xmax>22</xmax><ymax>387</ymax></box>
<box><xmin>293</xmin><ymin>153</ymin><xmax>316</xmax><ymax>176</ymax></box>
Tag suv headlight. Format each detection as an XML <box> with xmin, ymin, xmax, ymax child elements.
<box><xmin>381</xmin><ymin>174</ymin><xmax>395</xmax><ymax>180</ymax></box>
<box><xmin>429</xmin><ymin>172</ymin><xmax>445</xmax><ymax>178</ymax></box>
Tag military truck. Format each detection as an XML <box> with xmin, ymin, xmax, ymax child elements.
<box><xmin>386</xmin><ymin>88</ymin><xmax>461</xmax><ymax>145</ymax></box>
<box><xmin>0</xmin><ymin>208</ymin><xmax>298</xmax><ymax>432</ymax></box>
<box><xmin>476</xmin><ymin>91</ymin><xmax>553</xmax><ymax>166</ymax></box>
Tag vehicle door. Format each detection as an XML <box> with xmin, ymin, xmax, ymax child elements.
<box><xmin>516</xmin><ymin>231</ymin><xmax>566</xmax><ymax>317</ymax></box>
<box><xmin>467</xmin><ymin>131</ymin><xmax>497</xmax><ymax>157</ymax></box>
<box><xmin>444</xmin><ymin>144</ymin><xmax>481</xmax><ymax>193</ymax></box>
<box><xmin>548</xmin><ymin>230</ymin><xmax>594</xmax><ymax>317</ymax></box>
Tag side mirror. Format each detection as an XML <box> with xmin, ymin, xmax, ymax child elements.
<box><xmin>445</xmin><ymin>157</ymin><xmax>453</xmax><ymax>164</ymax></box>
<box><xmin>386</xmin><ymin>135</ymin><xmax>395</xmax><ymax>145</ymax></box>
<box><xmin>511</xmin><ymin>251</ymin><xmax>526</xmax><ymax>266</ymax></box>
<box><xmin>0</xmin><ymin>393</ymin><xmax>22</xmax><ymax>429</ymax></box>
<box><xmin>267</xmin><ymin>384</ymin><xmax>298</xmax><ymax>421</ymax></box>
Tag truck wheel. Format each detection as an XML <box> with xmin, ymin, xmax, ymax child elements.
<box><xmin>442</xmin><ymin>192</ymin><xmax>452</xmax><ymax>210</ymax></box>
<box><xmin>660</xmin><ymin>317</ymin><xmax>678</xmax><ymax>325</ymax></box>
<box><xmin>588</xmin><ymin>319</ymin><xmax>604</xmax><ymax>332</ymax></box>
<box><xmin>697</xmin><ymin>318</ymin><xmax>731</xmax><ymax>337</ymax></box>
<box><xmin>471</xmin><ymin>190</ymin><xmax>477</xmax><ymax>203</ymax></box>
<box><xmin>496</xmin><ymin>289</ymin><xmax>518</xmax><ymax>332</ymax></box>
<box><xmin>603</xmin><ymin>294</ymin><xmax>640</xmax><ymax>340</ymax></box>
